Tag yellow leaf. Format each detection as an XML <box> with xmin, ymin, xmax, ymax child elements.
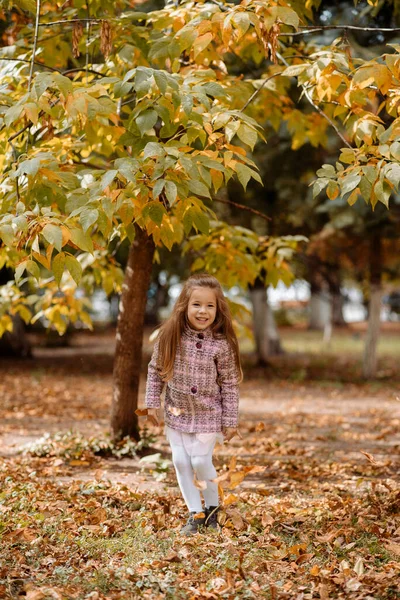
<box><xmin>229</xmin><ymin>471</ymin><xmax>246</xmax><ymax>489</ymax></box>
<box><xmin>193</xmin><ymin>33</ymin><xmax>213</xmax><ymax>59</ymax></box>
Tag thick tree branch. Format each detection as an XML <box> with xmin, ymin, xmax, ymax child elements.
<box><xmin>214</xmin><ymin>198</ymin><xmax>271</xmax><ymax>221</ymax></box>
<box><xmin>275</xmin><ymin>49</ymin><xmax>352</xmax><ymax>149</ymax></box>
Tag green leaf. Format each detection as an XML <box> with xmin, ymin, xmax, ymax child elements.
<box><xmin>191</xmin><ymin>207</ymin><xmax>209</xmax><ymax>234</ymax></box>
<box><xmin>15</xmin><ymin>260</ymin><xmax>27</xmax><ymax>283</ymax></box>
<box><xmin>154</xmin><ymin>71</ymin><xmax>168</xmax><ymax>94</ymax></box>
<box><xmin>182</xmin><ymin>95</ymin><xmax>193</xmax><ymax>116</ymax></box>
<box><xmin>0</xmin><ymin>224</ymin><xmax>14</xmax><ymax>247</ymax></box>
<box><xmin>276</xmin><ymin>6</ymin><xmax>300</xmax><ymax>28</ymax></box>
<box><xmin>374</xmin><ymin>180</ymin><xmax>391</xmax><ymax>208</ymax></box>
<box><xmin>281</xmin><ymin>64</ymin><xmax>308</xmax><ymax>77</ymax></box>
<box><xmin>42</xmin><ymin>224</ymin><xmax>63</xmax><ymax>252</ymax></box>
<box><xmin>339</xmin><ymin>148</ymin><xmax>356</xmax><ymax>164</ymax></box>
<box><xmin>80</xmin><ymin>209</ymin><xmax>99</xmax><ymax>232</ymax></box>
<box><xmin>52</xmin><ymin>252</ymin><xmax>66</xmax><ymax>286</ymax></box>
<box><xmin>136</xmin><ymin>109</ymin><xmax>158</xmax><ymax>137</ymax></box>
<box><xmin>235</xmin><ymin>163</ymin><xmax>262</xmax><ymax>190</ymax></box>
<box><xmin>390</xmin><ymin>141</ymin><xmax>400</xmax><ymax>161</ymax></box>
<box><xmin>100</xmin><ymin>170</ymin><xmax>118</xmax><ymax>190</ymax></box>
<box><xmin>26</xmin><ymin>260</ymin><xmax>40</xmax><ymax>280</ymax></box>
<box><xmin>165</xmin><ymin>181</ymin><xmax>178</xmax><ymax>205</ymax></box>
<box><xmin>341</xmin><ymin>174</ymin><xmax>361</xmax><ymax>196</ymax></box>
<box><xmin>143</xmin><ymin>202</ymin><xmax>166</xmax><ymax>226</ymax></box>
<box><xmin>188</xmin><ymin>180</ymin><xmax>211</xmax><ymax>198</ymax></box>
<box><xmin>144</xmin><ymin>142</ymin><xmax>164</xmax><ymax>159</ymax></box>
<box><xmin>65</xmin><ymin>255</ymin><xmax>83</xmax><ymax>285</ymax></box>
<box><xmin>69</xmin><ymin>227</ymin><xmax>94</xmax><ymax>253</ymax></box>
<box><xmin>52</xmin><ymin>73</ymin><xmax>73</xmax><ymax>97</ymax></box>
<box><xmin>316</xmin><ymin>164</ymin><xmax>336</xmax><ymax>178</ymax></box>
<box><xmin>153</xmin><ymin>179</ymin><xmax>165</xmax><ymax>199</ymax></box>
<box><xmin>236</xmin><ymin>124</ymin><xmax>258</xmax><ymax>149</ymax></box>
<box><xmin>385</xmin><ymin>163</ymin><xmax>400</xmax><ymax>188</ymax></box>
<box><xmin>313</xmin><ymin>178</ymin><xmax>329</xmax><ymax>198</ymax></box>
<box><xmin>4</xmin><ymin>104</ymin><xmax>24</xmax><ymax>128</ymax></box>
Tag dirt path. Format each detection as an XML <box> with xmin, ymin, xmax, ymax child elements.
<box><xmin>1</xmin><ymin>344</ymin><xmax>399</xmax><ymax>498</ymax></box>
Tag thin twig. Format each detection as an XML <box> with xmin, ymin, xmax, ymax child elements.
<box><xmin>27</xmin><ymin>0</ymin><xmax>42</xmax><ymax>93</ymax></box>
<box><xmin>0</xmin><ymin>57</ymin><xmax>61</xmax><ymax>72</ymax></box>
<box><xmin>26</xmin><ymin>0</ymin><xmax>42</xmax><ymax>153</ymax></box>
<box><xmin>214</xmin><ymin>198</ymin><xmax>271</xmax><ymax>221</ymax></box>
<box><xmin>241</xmin><ymin>72</ymin><xmax>282</xmax><ymax>112</ymax></box>
<box><xmin>86</xmin><ymin>2</ymin><xmax>91</xmax><ymax>85</ymax></box>
<box><xmin>275</xmin><ymin>48</ymin><xmax>352</xmax><ymax>149</ymax></box>
<box><xmin>8</xmin><ymin>140</ymin><xmax>21</xmax><ymax>202</ymax></box>
<box><xmin>38</xmin><ymin>18</ymin><xmax>102</xmax><ymax>26</ymax></box>
<box><xmin>279</xmin><ymin>24</ymin><xmax>400</xmax><ymax>37</ymax></box>
<box><xmin>63</xmin><ymin>67</ymin><xmax>104</xmax><ymax>76</ymax></box>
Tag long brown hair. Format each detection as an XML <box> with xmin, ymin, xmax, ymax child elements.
<box><xmin>156</xmin><ymin>274</ymin><xmax>242</xmax><ymax>382</ymax></box>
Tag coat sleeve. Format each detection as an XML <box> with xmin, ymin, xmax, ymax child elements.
<box><xmin>145</xmin><ymin>341</ymin><xmax>165</xmax><ymax>409</ymax></box>
<box><xmin>215</xmin><ymin>340</ymin><xmax>240</xmax><ymax>428</ymax></box>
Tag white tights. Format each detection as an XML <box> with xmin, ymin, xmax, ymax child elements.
<box><xmin>167</xmin><ymin>431</ymin><xmax>219</xmax><ymax>513</ymax></box>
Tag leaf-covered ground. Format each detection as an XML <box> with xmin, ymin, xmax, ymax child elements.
<box><xmin>0</xmin><ymin>329</ymin><xmax>399</xmax><ymax>599</ymax></box>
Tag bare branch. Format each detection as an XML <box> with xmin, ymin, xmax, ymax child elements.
<box><xmin>27</xmin><ymin>0</ymin><xmax>42</xmax><ymax>93</ymax></box>
<box><xmin>275</xmin><ymin>48</ymin><xmax>352</xmax><ymax>149</ymax></box>
<box><xmin>63</xmin><ymin>67</ymin><xmax>104</xmax><ymax>76</ymax></box>
<box><xmin>241</xmin><ymin>72</ymin><xmax>282</xmax><ymax>112</ymax></box>
<box><xmin>0</xmin><ymin>57</ymin><xmax>61</xmax><ymax>72</ymax></box>
<box><xmin>214</xmin><ymin>198</ymin><xmax>271</xmax><ymax>221</ymax></box>
<box><xmin>38</xmin><ymin>18</ymin><xmax>102</xmax><ymax>27</ymax></box>
<box><xmin>279</xmin><ymin>24</ymin><xmax>400</xmax><ymax>37</ymax></box>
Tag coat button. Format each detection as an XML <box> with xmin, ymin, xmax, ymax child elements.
<box><xmin>191</xmin><ymin>386</ymin><xmax>197</xmax><ymax>394</ymax></box>
<box><xmin>196</xmin><ymin>342</ymin><xmax>202</xmax><ymax>349</ymax></box>
<box><xmin>198</xmin><ymin>333</ymin><xmax>204</xmax><ymax>339</ymax></box>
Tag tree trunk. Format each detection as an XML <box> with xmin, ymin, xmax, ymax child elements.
<box><xmin>0</xmin><ymin>315</ymin><xmax>32</xmax><ymax>357</ymax></box>
<box><xmin>331</xmin><ymin>291</ymin><xmax>346</xmax><ymax>326</ymax></box>
<box><xmin>250</xmin><ymin>286</ymin><xmax>283</xmax><ymax>365</ymax></box>
<box><xmin>111</xmin><ymin>225</ymin><xmax>155</xmax><ymax>441</ymax></box>
<box><xmin>309</xmin><ymin>281</ymin><xmax>331</xmax><ymax>330</ymax></box>
<box><xmin>362</xmin><ymin>235</ymin><xmax>382</xmax><ymax>379</ymax></box>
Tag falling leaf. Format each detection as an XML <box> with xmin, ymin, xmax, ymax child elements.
<box><xmin>222</xmin><ymin>493</ymin><xmax>238</xmax><ymax>507</ymax></box>
<box><xmin>229</xmin><ymin>471</ymin><xmax>246</xmax><ymax>490</ymax></box>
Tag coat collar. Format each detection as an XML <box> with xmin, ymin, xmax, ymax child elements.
<box><xmin>183</xmin><ymin>324</ymin><xmax>214</xmax><ymax>340</ymax></box>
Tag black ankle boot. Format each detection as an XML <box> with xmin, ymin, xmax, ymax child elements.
<box><xmin>180</xmin><ymin>511</ymin><xmax>206</xmax><ymax>536</ymax></box>
<box><xmin>205</xmin><ymin>505</ymin><xmax>220</xmax><ymax>530</ymax></box>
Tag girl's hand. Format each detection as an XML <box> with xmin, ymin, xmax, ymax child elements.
<box><xmin>222</xmin><ymin>427</ymin><xmax>238</xmax><ymax>442</ymax></box>
<box><xmin>146</xmin><ymin>408</ymin><xmax>159</xmax><ymax>426</ymax></box>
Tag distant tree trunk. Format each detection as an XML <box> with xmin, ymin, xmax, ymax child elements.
<box><xmin>0</xmin><ymin>315</ymin><xmax>32</xmax><ymax>357</ymax></box>
<box><xmin>309</xmin><ymin>280</ymin><xmax>331</xmax><ymax>330</ymax></box>
<box><xmin>363</xmin><ymin>235</ymin><xmax>382</xmax><ymax>379</ymax></box>
<box><xmin>250</xmin><ymin>285</ymin><xmax>283</xmax><ymax>365</ymax></box>
<box><xmin>329</xmin><ymin>277</ymin><xmax>347</xmax><ymax>327</ymax></box>
<box><xmin>111</xmin><ymin>225</ymin><xmax>155</xmax><ymax>441</ymax></box>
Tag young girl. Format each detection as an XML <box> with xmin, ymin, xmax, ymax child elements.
<box><xmin>144</xmin><ymin>273</ymin><xmax>242</xmax><ymax>536</ymax></box>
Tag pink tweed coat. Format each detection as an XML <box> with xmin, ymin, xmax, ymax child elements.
<box><xmin>145</xmin><ymin>326</ymin><xmax>240</xmax><ymax>433</ymax></box>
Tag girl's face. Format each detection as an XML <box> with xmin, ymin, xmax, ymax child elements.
<box><xmin>187</xmin><ymin>287</ymin><xmax>217</xmax><ymax>331</ymax></box>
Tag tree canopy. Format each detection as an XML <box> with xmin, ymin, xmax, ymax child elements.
<box><xmin>1</xmin><ymin>0</ymin><xmax>400</xmax><ymax>337</ymax></box>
